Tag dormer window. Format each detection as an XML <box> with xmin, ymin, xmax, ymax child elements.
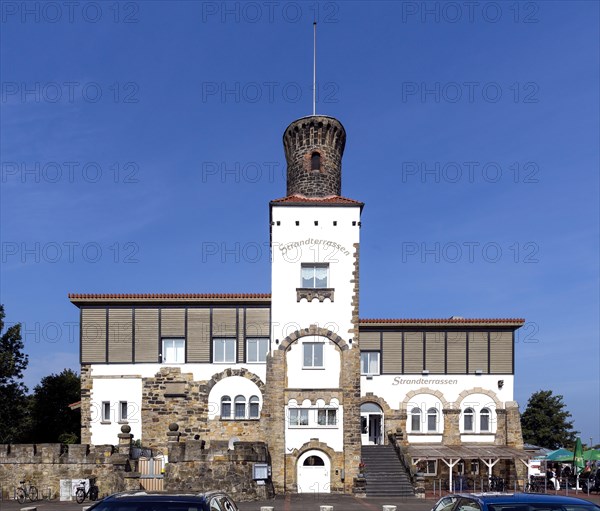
<box><xmin>311</xmin><ymin>152</ymin><xmax>321</xmax><ymax>171</ymax></box>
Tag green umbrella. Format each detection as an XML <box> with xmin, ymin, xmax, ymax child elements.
<box><xmin>545</xmin><ymin>448</ymin><xmax>575</xmax><ymax>462</ymax></box>
<box><xmin>583</xmin><ymin>449</ymin><xmax>600</xmax><ymax>461</ymax></box>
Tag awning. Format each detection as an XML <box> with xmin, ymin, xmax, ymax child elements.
<box><xmin>407</xmin><ymin>444</ymin><xmax>530</xmax><ymax>460</ymax></box>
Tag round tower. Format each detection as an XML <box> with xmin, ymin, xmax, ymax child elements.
<box><xmin>283</xmin><ymin>115</ymin><xmax>346</xmax><ymax>197</ymax></box>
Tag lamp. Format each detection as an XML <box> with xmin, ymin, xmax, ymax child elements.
<box><xmin>475</xmin><ymin>369</ymin><xmax>483</xmax><ymax>375</ymax></box>
<box><xmin>422</xmin><ymin>370</ymin><xmax>429</xmax><ymax>376</ymax></box>
<box><xmin>498</xmin><ymin>380</ymin><xmax>504</xmax><ymax>389</ymax></box>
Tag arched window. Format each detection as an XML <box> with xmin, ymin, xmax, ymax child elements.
<box><xmin>234</xmin><ymin>395</ymin><xmax>246</xmax><ymax>419</ymax></box>
<box><xmin>221</xmin><ymin>395</ymin><xmax>231</xmax><ymax>419</ymax></box>
<box><xmin>463</xmin><ymin>407</ymin><xmax>474</xmax><ymax>431</ymax></box>
<box><xmin>249</xmin><ymin>395</ymin><xmax>260</xmax><ymax>419</ymax></box>
<box><xmin>410</xmin><ymin>407</ymin><xmax>422</xmax><ymax>432</ymax></box>
<box><xmin>480</xmin><ymin>408</ymin><xmax>491</xmax><ymax>432</ymax></box>
<box><xmin>303</xmin><ymin>455</ymin><xmax>325</xmax><ymax>466</ymax></box>
<box><xmin>311</xmin><ymin>152</ymin><xmax>321</xmax><ymax>171</ymax></box>
<box><xmin>427</xmin><ymin>407</ymin><xmax>438</xmax><ymax>432</ymax></box>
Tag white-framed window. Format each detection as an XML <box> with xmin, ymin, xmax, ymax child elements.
<box><xmin>234</xmin><ymin>395</ymin><xmax>246</xmax><ymax>419</ymax></box>
<box><xmin>427</xmin><ymin>407</ymin><xmax>438</xmax><ymax>432</ymax></box>
<box><xmin>101</xmin><ymin>401</ymin><xmax>111</xmax><ymax>422</ymax></box>
<box><xmin>470</xmin><ymin>461</ymin><xmax>480</xmax><ymax>475</ymax></box>
<box><xmin>247</xmin><ymin>337</ymin><xmax>269</xmax><ymax>363</ymax></box>
<box><xmin>411</xmin><ymin>407</ymin><xmax>422</xmax><ymax>432</ymax></box>
<box><xmin>415</xmin><ymin>459</ymin><xmax>437</xmax><ymax>476</ymax></box>
<box><xmin>249</xmin><ymin>396</ymin><xmax>260</xmax><ymax>419</ymax></box>
<box><xmin>221</xmin><ymin>395</ymin><xmax>232</xmax><ymax>419</ymax></box>
<box><xmin>360</xmin><ymin>351</ymin><xmax>380</xmax><ymax>375</ymax></box>
<box><xmin>301</xmin><ymin>263</ymin><xmax>329</xmax><ymax>288</ymax></box>
<box><xmin>303</xmin><ymin>342</ymin><xmax>324</xmax><ymax>368</ymax></box>
<box><xmin>213</xmin><ymin>338</ymin><xmax>236</xmax><ymax>363</ymax></box>
<box><xmin>289</xmin><ymin>408</ymin><xmax>309</xmax><ymax>426</ymax></box>
<box><xmin>317</xmin><ymin>409</ymin><xmax>337</xmax><ymax>426</ymax></box>
<box><xmin>463</xmin><ymin>407</ymin><xmax>475</xmax><ymax>432</ymax></box>
<box><xmin>162</xmin><ymin>338</ymin><xmax>185</xmax><ymax>363</ymax></box>
<box><xmin>119</xmin><ymin>401</ymin><xmax>128</xmax><ymax>422</ymax></box>
<box><xmin>480</xmin><ymin>408</ymin><xmax>490</xmax><ymax>431</ymax></box>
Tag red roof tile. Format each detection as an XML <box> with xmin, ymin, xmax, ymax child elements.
<box><xmin>69</xmin><ymin>293</ymin><xmax>271</xmax><ymax>300</ymax></box>
<box><xmin>360</xmin><ymin>318</ymin><xmax>525</xmax><ymax>325</ymax></box>
<box><xmin>271</xmin><ymin>194</ymin><xmax>363</xmax><ymax>206</ymax></box>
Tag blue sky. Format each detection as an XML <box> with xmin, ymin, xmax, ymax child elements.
<box><xmin>1</xmin><ymin>1</ymin><xmax>598</xmax><ymax>445</ymax></box>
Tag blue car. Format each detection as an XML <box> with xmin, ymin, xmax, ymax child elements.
<box><xmin>431</xmin><ymin>492</ymin><xmax>600</xmax><ymax>511</ymax></box>
<box><xmin>87</xmin><ymin>491</ymin><xmax>239</xmax><ymax>511</ymax></box>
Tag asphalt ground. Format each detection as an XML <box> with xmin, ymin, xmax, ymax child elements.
<box><xmin>1</xmin><ymin>492</ymin><xmax>599</xmax><ymax>511</ymax></box>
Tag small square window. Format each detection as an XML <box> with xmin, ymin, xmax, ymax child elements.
<box><xmin>247</xmin><ymin>338</ymin><xmax>269</xmax><ymax>363</ymax></box>
<box><xmin>102</xmin><ymin>401</ymin><xmax>111</xmax><ymax>422</ymax></box>
<box><xmin>289</xmin><ymin>408</ymin><xmax>309</xmax><ymax>426</ymax></box>
<box><xmin>303</xmin><ymin>342</ymin><xmax>324</xmax><ymax>368</ymax></box>
<box><xmin>162</xmin><ymin>338</ymin><xmax>185</xmax><ymax>364</ymax></box>
<box><xmin>317</xmin><ymin>409</ymin><xmax>337</xmax><ymax>426</ymax></box>
<box><xmin>360</xmin><ymin>352</ymin><xmax>380</xmax><ymax>375</ymax></box>
<box><xmin>301</xmin><ymin>263</ymin><xmax>329</xmax><ymax>288</ymax></box>
<box><xmin>213</xmin><ymin>338</ymin><xmax>236</xmax><ymax>363</ymax></box>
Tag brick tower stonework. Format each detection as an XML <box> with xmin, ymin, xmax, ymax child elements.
<box><xmin>284</xmin><ymin>115</ymin><xmax>346</xmax><ymax>197</ymax></box>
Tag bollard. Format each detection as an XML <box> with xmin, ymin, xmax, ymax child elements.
<box><xmin>260</xmin><ymin>507</ymin><xmax>274</xmax><ymax>511</ymax></box>
<box><xmin>21</xmin><ymin>508</ymin><xmax>37</xmax><ymax>511</ymax></box>
<box><xmin>320</xmin><ymin>507</ymin><xmax>333</xmax><ymax>511</ymax></box>
<box><xmin>382</xmin><ymin>506</ymin><xmax>397</xmax><ymax>511</ymax></box>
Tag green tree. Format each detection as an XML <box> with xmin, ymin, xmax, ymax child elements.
<box><xmin>28</xmin><ymin>369</ymin><xmax>81</xmax><ymax>443</ymax></box>
<box><xmin>521</xmin><ymin>390</ymin><xmax>578</xmax><ymax>449</ymax></box>
<box><xmin>0</xmin><ymin>304</ymin><xmax>29</xmax><ymax>443</ymax></box>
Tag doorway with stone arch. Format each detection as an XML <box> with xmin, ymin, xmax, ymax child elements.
<box><xmin>297</xmin><ymin>449</ymin><xmax>331</xmax><ymax>494</ymax></box>
<box><xmin>360</xmin><ymin>402</ymin><xmax>384</xmax><ymax>445</ymax></box>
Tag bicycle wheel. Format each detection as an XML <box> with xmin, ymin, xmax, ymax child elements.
<box><xmin>28</xmin><ymin>486</ymin><xmax>38</xmax><ymax>502</ymax></box>
<box><xmin>76</xmin><ymin>488</ymin><xmax>86</xmax><ymax>504</ymax></box>
<box><xmin>16</xmin><ymin>488</ymin><xmax>26</xmax><ymax>504</ymax></box>
<box><xmin>90</xmin><ymin>486</ymin><xmax>99</xmax><ymax>501</ymax></box>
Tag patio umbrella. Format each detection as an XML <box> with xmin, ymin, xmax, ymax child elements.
<box><xmin>545</xmin><ymin>448</ymin><xmax>575</xmax><ymax>462</ymax></box>
<box><xmin>583</xmin><ymin>449</ymin><xmax>600</xmax><ymax>461</ymax></box>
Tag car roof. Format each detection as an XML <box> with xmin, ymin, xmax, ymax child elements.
<box><xmin>101</xmin><ymin>491</ymin><xmax>230</xmax><ymax>503</ymax></box>
<box><xmin>448</xmin><ymin>492</ymin><xmax>598</xmax><ymax>505</ymax></box>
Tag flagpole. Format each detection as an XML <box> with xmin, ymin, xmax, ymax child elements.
<box><xmin>313</xmin><ymin>21</ymin><xmax>317</xmax><ymax>116</ymax></box>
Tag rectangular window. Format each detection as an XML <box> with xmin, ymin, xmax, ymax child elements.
<box><xmin>426</xmin><ymin>460</ymin><xmax>437</xmax><ymax>476</ymax></box>
<box><xmin>301</xmin><ymin>263</ymin><xmax>329</xmax><ymax>288</ymax></box>
<box><xmin>162</xmin><ymin>338</ymin><xmax>185</xmax><ymax>364</ymax></box>
<box><xmin>119</xmin><ymin>401</ymin><xmax>128</xmax><ymax>422</ymax></box>
<box><xmin>246</xmin><ymin>338</ymin><xmax>269</xmax><ymax>363</ymax></box>
<box><xmin>303</xmin><ymin>342</ymin><xmax>324</xmax><ymax>368</ymax></box>
<box><xmin>317</xmin><ymin>409</ymin><xmax>337</xmax><ymax>426</ymax></box>
<box><xmin>289</xmin><ymin>408</ymin><xmax>309</xmax><ymax>426</ymax></box>
<box><xmin>213</xmin><ymin>338</ymin><xmax>236</xmax><ymax>363</ymax></box>
<box><xmin>102</xmin><ymin>401</ymin><xmax>111</xmax><ymax>422</ymax></box>
<box><xmin>235</xmin><ymin>398</ymin><xmax>246</xmax><ymax>419</ymax></box>
<box><xmin>360</xmin><ymin>352</ymin><xmax>380</xmax><ymax>375</ymax></box>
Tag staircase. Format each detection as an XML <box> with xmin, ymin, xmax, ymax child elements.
<box><xmin>361</xmin><ymin>445</ymin><xmax>415</xmax><ymax>497</ymax></box>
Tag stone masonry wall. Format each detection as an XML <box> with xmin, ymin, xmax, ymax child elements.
<box><xmin>0</xmin><ymin>443</ymin><xmax>129</xmax><ymax>500</ymax></box>
<box><xmin>166</xmin><ymin>440</ymin><xmax>273</xmax><ymax>501</ymax></box>
<box><xmin>80</xmin><ymin>364</ymin><xmax>93</xmax><ymax>445</ymax></box>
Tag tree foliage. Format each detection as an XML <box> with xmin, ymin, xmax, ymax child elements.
<box><xmin>28</xmin><ymin>369</ymin><xmax>81</xmax><ymax>443</ymax></box>
<box><xmin>0</xmin><ymin>304</ymin><xmax>29</xmax><ymax>443</ymax></box>
<box><xmin>521</xmin><ymin>390</ymin><xmax>578</xmax><ymax>449</ymax></box>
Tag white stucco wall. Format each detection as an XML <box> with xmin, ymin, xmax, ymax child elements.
<box><xmin>207</xmin><ymin>376</ymin><xmax>263</xmax><ymax>420</ymax></box>
<box><xmin>286</xmin><ymin>336</ymin><xmax>341</xmax><ymax>389</ymax></box>
<box><xmin>270</xmin><ymin>205</ymin><xmax>361</xmax><ymax>347</ymax></box>
<box><xmin>90</xmin><ymin>377</ymin><xmax>142</xmax><ymax>445</ymax></box>
<box><xmin>285</xmin><ymin>398</ymin><xmax>344</xmax><ymax>452</ymax></box>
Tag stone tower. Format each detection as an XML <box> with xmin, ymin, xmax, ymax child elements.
<box><xmin>283</xmin><ymin>115</ymin><xmax>346</xmax><ymax>197</ymax></box>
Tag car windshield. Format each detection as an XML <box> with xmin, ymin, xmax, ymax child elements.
<box><xmin>92</xmin><ymin>502</ymin><xmax>205</xmax><ymax>511</ymax></box>
<box><xmin>488</xmin><ymin>505</ymin><xmax>600</xmax><ymax>511</ymax></box>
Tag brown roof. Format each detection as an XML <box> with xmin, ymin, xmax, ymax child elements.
<box><xmin>69</xmin><ymin>293</ymin><xmax>271</xmax><ymax>304</ymax></box>
<box><xmin>360</xmin><ymin>318</ymin><xmax>525</xmax><ymax>324</ymax></box>
<box><xmin>270</xmin><ymin>194</ymin><xmax>364</xmax><ymax>206</ymax></box>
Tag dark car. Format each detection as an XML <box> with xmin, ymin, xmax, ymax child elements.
<box><xmin>431</xmin><ymin>492</ymin><xmax>600</xmax><ymax>511</ymax></box>
<box><xmin>87</xmin><ymin>491</ymin><xmax>239</xmax><ymax>511</ymax></box>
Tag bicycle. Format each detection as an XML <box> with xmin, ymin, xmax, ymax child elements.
<box><xmin>525</xmin><ymin>476</ymin><xmax>544</xmax><ymax>493</ymax></box>
<box><xmin>15</xmin><ymin>480</ymin><xmax>38</xmax><ymax>504</ymax></box>
<box><xmin>75</xmin><ymin>478</ymin><xmax>99</xmax><ymax>504</ymax></box>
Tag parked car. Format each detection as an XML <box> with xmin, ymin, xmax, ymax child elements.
<box><xmin>431</xmin><ymin>492</ymin><xmax>600</xmax><ymax>511</ymax></box>
<box><xmin>86</xmin><ymin>491</ymin><xmax>239</xmax><ymax>511</ymax></box>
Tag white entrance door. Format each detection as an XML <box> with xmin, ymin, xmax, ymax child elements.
<box><xmin>297</xmin><ymin>450</ymin><xmax>330</xmax><ymax>494</ymax></box>
<box><xmin>361</xmin><ymin>403</ymin><xmax>384</xmax><ymax>445</ymax></box>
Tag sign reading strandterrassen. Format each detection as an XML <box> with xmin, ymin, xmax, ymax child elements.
<box><xmin>279</xmin><ymin>238</ymin><xmax>351</xmax><ymax>258</ymax></box>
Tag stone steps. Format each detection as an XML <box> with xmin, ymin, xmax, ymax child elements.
<box><xmin>361</xmin><ymin>445</ymin><xmax>415</xmax><ymax>497</ymax></box>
